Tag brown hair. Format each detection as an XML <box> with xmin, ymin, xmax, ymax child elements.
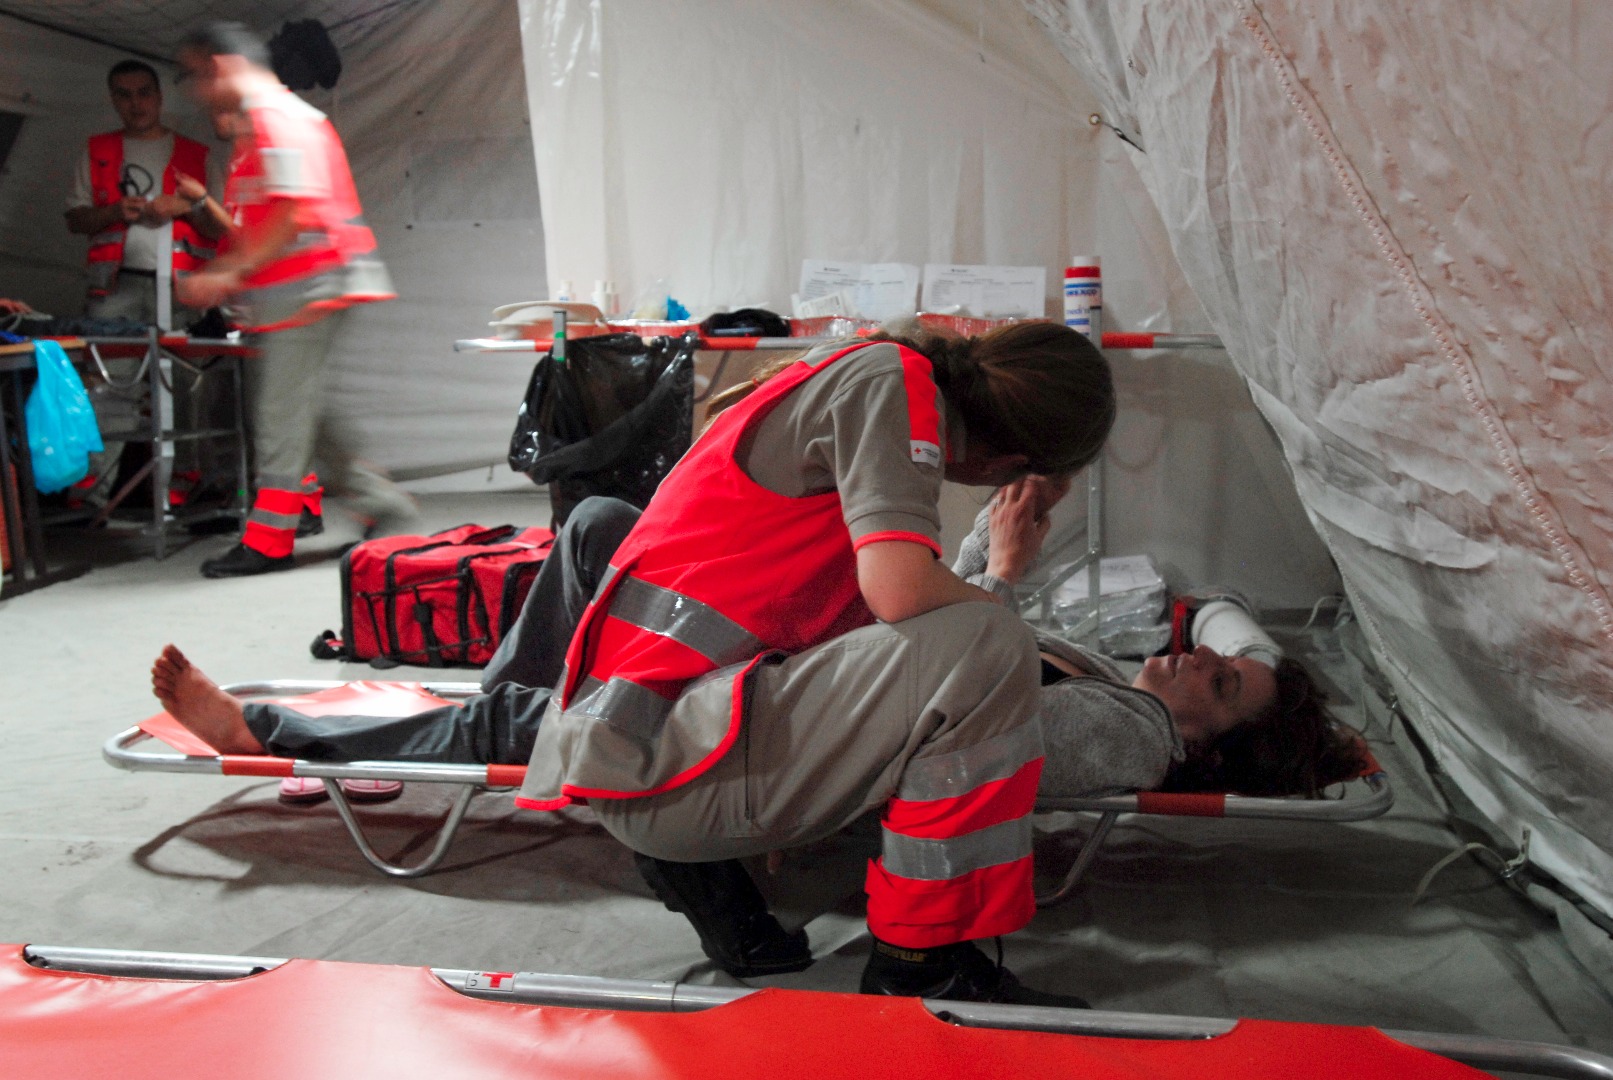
<box><xmin>705</xmin><ymin>322</ymin><xmax>1115</xmax><ymax>474</ymax></box>
<box><xmin>1160</xmin><ymin>658</ymin><xmax>1368</xmax><ymax>797</ymax></box>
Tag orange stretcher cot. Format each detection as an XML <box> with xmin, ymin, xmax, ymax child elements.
<box><xmin>8</xmin><ymin>944</ymin><xmax>1610</xmax><ymax>1079</ymax></box>
<box><xmin>1032</xmin><ymin>739</ymin><xmax>1393</xmax><ymax>906</ymax></box>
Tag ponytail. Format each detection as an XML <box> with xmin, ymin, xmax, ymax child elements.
<box><xmin>875</xmin><ymin>321</ymin><xmax>1114</xmax><ymax>475</ymax></box>
<box><xmin>704</xmin><ymin>322</ymin><xmax>1115</xmax><ymax>474</ymax></box>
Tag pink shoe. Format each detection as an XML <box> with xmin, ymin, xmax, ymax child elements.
<box><xmin>278</xmin><ymin>776</ymin><xmax>329</xmax><ymax>804</ymax></box>
<box><xmin>339</xmin><ymin>778</ymin><xmax>404</xmax><ymax>803</ymax></box>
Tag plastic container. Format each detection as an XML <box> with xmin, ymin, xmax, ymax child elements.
<box><xmin>1063</xmin><ymin>257</ymin><xmax>1101</xmax><ymax>340</ymax></box>
<box><xmin>488</xmin><ymin>300</ymin><xmax>610</xmax><ymax>343</ymax></box>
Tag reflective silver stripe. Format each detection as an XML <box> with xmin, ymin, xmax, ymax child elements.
<box><xmin>880</xmin><ymin>816</ymin><xmax>1034</xmax><ymax>881</ymax></box>
<box><xmin>594</xmin><ymin>564</ymin><xmax>620</xmax><ymax>603</ymax></box>
<box><xmin>608</xmin><ymin>575</ymin><xmax>763</xmax><ymax>667</ymax></box>
<box><xmin>563</xmin><ymin>675</ymin><xmax>674</xmax><ymax>743</ymax></box>
<box><xmin>896</xmin><ymin>722</ymin><xmax>1044</xmax><ymax>803</ymax></box>
<box><xmin>248</xmin><ymin>509</ymin><xmax>301</xmax><ymax>529</ymax></box>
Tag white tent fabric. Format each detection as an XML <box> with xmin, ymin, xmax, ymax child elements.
<box><xmin>516</xmin><ymin>0</ymin><xmax>1342</xmax><ymax>609</ymax></box>
<box><xmin>516</xmin><ymin>0</ymin><xmax>1097</xmax><ymax>319</ymax></box>
<box><xmin>1026</xmin><ymin>0</ymin><xmax>1613</xmax><ymax>916</ymax></box>
<box><xmin>0</xmin><ymin>0</ymin><xmax>544</xmax><ymax>480</ymax></box>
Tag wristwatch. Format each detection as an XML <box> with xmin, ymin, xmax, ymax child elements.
<box><xmin>188</xmin><ymin>194</ymin><xmax>208</xmax><ymax>213</ymax></box>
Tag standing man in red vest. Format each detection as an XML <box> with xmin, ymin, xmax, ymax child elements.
<box><xmin>64</xmin><ymin>60</ymin><xmax>223</xmax><ymax>327</ymax></box>
<box><xmin>174</xmin><ymin>23</ymin><xmax>417</xmax><ymax>578</ymax></box>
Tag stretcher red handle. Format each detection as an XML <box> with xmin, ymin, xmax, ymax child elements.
<box><xmin>220</xmin><ymin>755</ymin><xmax>296</xmax><ymax>778</ymax></box>
<box><xmin>1136</xmin><ymin>791</ymin><xmax>1228</xmax><ymax>817</ymax></box>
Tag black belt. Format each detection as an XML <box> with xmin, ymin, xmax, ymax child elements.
<box><xmin>119</xmin><ymin>268</ymin><xmax>158</xmax><ymax>278</ymax></box>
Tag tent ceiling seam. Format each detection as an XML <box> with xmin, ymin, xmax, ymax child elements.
<box><xmin>1236</xmin><ymin>0</ymin><xmax>1613</xmax><ymax>648</ymax></box>
<box><xmin>0</xmin><ymin>6</ymin><xmax>165</xmax><ymax>63</ymax></box>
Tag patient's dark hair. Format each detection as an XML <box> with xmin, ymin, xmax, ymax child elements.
<box><xmin>704</xmin><ymin>321</ymin><xmax>1115</xmax><ymax>475</ymax></box>
<box><xmin>1161</xmin><ymin>657</ymin><xmax>1367</xmax><ymax>797</ymax></box>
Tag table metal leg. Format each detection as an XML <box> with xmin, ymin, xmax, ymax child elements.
<box><xmin>0</xmin><ymin>363</ymin><xmax>90</xmax><ymax>598</ymax></box>
<box><xmin>147</xmin><ymin>326</ymin><xmax>175</xmax><ymax>560</ymax></box>
<box><xmin>232</xmin><ymin>354</ymin><xmax>250</xmax><ymax>524</ymax></box>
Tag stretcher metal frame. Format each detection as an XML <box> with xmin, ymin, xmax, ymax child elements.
<box><xmin>104</xmin><ymin>679</ymin><xmax>508</xmax><ymax>879</ymax></box>
<box><xmin>21</xmin><ymin>945</ymin><xmax>1613</xmax><ymax>1079</ymax></box>
<box><xmin>1032</xmin><ymin>758</ymin><xmax>1394</xmax><ymax>907</ymax></box>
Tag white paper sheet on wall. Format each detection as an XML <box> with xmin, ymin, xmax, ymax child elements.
<box><xmin>921</xmin><ymin>264</ymin><xmax>1047</xmax><ymax>317</ymax></box>
<box><xmin>797</xmin><ymin>260</ymin><xmax>920</xmax><ymax>321</ymax></box>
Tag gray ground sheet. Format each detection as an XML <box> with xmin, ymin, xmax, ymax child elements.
<box><xmin>2</xmin><ymin>490</ymin><xmax>1610</xmax><ymax>1064</ymax></box>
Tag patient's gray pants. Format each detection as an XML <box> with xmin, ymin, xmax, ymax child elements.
<box><xmin>241</xmin><ymin>496</ymin><xmax>639</xmax><ymax>761</ymax></box>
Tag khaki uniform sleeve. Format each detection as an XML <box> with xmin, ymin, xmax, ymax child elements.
<box><xmin>740</xmin><ymin>342</ymin><xmax>948</xmax><ymax>554</ymax></box>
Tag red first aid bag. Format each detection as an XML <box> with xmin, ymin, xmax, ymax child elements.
<box><xmin>329</xmin><ymin>524</ymin><xmax>555</xmax><ymax>667</ymax></box>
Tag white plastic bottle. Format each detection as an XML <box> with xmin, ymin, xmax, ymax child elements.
<box><xmin>591</xmin><ymin>279</ymin><xmax>618</xmax><ymax>318</ymax></box>
<box><xmin>1063</xmin><ymin>257</ymin><xmax>1101</xmax><ymax>340</ymax></box>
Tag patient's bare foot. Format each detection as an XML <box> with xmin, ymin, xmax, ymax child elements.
<box><xmin>150</xmin><ymin>645</ymin><xmax>264</xmax><ymax>754</ymax></box>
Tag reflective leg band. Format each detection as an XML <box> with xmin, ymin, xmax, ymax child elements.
<box><xmin>866</xmin><ymin>757</ymin><xmax>1043</xmax><ymax>948</ymax></box>
<box><xmin>243</xmin><ymin>487</ymin><xmax>301</xmax><ymax>557</ymax></box>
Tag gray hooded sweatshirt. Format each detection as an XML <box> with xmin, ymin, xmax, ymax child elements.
<box><xmin>952</xmin><ymin>504</ymin><xmax>1183</xmax><ymax>798</ymax></box>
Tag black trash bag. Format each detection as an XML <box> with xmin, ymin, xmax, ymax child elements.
<box><xmin>508</xmin><ymin>332</ymin><xmax>695</xmax><ymax>525</ymax></box>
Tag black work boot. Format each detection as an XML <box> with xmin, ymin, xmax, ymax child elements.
<box><xmin>200</xmin><ymin>542</ymin><xmax>295</xmax><ymax>579</ymax></box>
<box><xmin>634</xmin><ymin>853</ymin><xmax>814</xmax><ymax>978</ymax></box>
<box><xmin>296</xmin><ymin>508</ymin><xmax>324</xmax><ymax>537</ymax></box>
<box><xmin>860</xmin><ymin>936</ymin><xmax>1090</xmax><ymax>1008</ymax></box>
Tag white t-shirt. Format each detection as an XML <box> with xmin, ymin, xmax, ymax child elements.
<box><xmin>67</xmin><ymin>132</ymin><xmax>224</xmax><ymax>272</ymax></box>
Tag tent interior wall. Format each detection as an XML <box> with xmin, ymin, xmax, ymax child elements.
<box><xmin>0</xmin><ymin>0</ymin><xmax>544</xmax><ymax>480</ymax></box>
<box><xmin>1</xmin><ymin>0</ymin><xmax>1610</xmax><ymax>1060</ymax></box>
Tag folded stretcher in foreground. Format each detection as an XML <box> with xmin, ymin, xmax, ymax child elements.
<box><xmin>8</xmin><ymin>944</ymin><xmax>1609</xmax><ymax>1079</ymax></box>
<box><xmin>105</xmin><ymin>680</ymin><xmax>1395</xmax><ymax>883</ymax></box>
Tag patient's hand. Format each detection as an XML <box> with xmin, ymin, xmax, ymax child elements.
<box><xmin>985</xmin><ymin>479</ymin><xmax>1051</xmax><ymax>584</ymax></box>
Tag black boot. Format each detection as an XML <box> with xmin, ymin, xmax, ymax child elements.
<box><xmin>634</xmin><ymin>853</ymin><xmax>814</xmax><ymax>978</ymax></box>
<box><xmin>860</xmin><ymin>936</ymin><xmax>1090</xmax><ymax>1008</ymax></box>
<box><xmin>296</xmin><ymin>508</ymin><xmax>324</xmax><ymax>537</ymax></box>
<box><xmin>200</xmin><ymin>542</ymin><xmax>295</xmax><ymax>579</ymax></box>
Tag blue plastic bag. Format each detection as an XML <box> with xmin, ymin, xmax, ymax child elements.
<box><xmin>25</xmin><ymin>339</ymin><xmax>103</xmax><ymax>494</ymax></box>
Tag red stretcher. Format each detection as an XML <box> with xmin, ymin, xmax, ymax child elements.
<box><xmin>1033</xmin><ymin>739</ymin><xmax>1392</xmax><ymax>906</ymax></box>
<box><xmin>9</xmin><ymin>944</ymin><xmax>1610</xmax><ymax>1079</ymax></box>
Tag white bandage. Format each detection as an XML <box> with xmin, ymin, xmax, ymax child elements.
<box><xmin>1191</xmin><ymin>599</ymin><xmax>1282</xmax><ymax>669</ymax></box>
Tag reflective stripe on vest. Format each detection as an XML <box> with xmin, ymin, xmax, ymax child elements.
<box><xmin>561</xmin><ymin>675</ymin><xmax>675</xmax><ymax>743</ymax></box>
<box><xmin>879</xmin><ymin>816</ymin><xmax>1035</xmax><ymax>881</ymax></box>
<box><xmin>608</xmin><ymin>575</ymin><xmax>765</xmax><ymax>669</ymax></box>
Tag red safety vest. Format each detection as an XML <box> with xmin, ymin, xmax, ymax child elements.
<box><xmin>516</xmin><ymin>341</ymin><xmax>947</xmax><ymax>811</ymax></box>
<box><xmin>84</xmin><ymin>130</ymin><xmax>216</xmax><ymax>297</ymax></box>
<box><xmin>227</xmin><ymin>92</ymin><xmax>380</xmax><ymax>292</ymax></box>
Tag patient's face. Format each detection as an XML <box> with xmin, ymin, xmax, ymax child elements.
<box><xmin>1133</xmin><ymin>646</ymin><xmax>1278</xmax><ymax>750</ymax></box>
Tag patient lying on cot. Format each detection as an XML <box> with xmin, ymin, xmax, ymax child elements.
<box><xmin>151</xmin><ymin>489</ymin><xmax>1362</xmax><ymax>800</ymax></box>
